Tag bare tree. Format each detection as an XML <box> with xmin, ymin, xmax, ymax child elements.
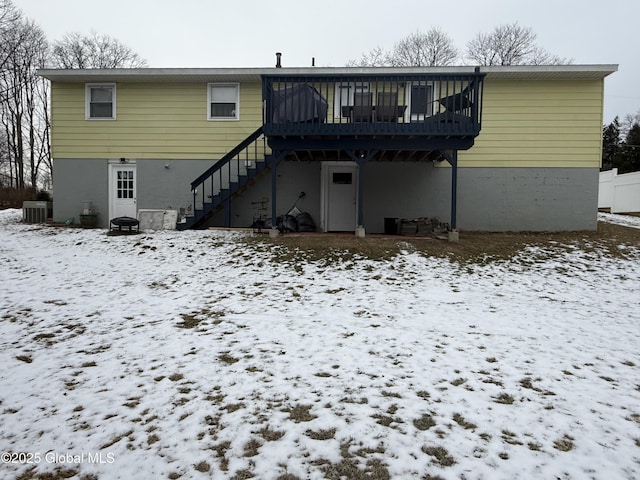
<box><xmin>348</xmin><ymin>28</ymin><xmax>459</xmax><ymax>67</ymax></box>
<box><xmin>1</xmin><ymin>12</ymin><xmax>49</xmax><ymax>190</ymax></box>
<box><xmin>389</xmin><ymin>28</ymin><xmax>458</xmax><ymax>67</ymax></box>
<box><xmin>0</xmin><ymin>0</ymin><xmax>22</xmax><ymax>71</ymax></box>
<box><xmin>50</xmin><ymin>31</ymin><xmax>147</xmax><ymax>68</ymax></box>
<box><xmin>346</xmin><ymin>46</ymin><xmax>389</xmax><ymax>67</ymax></box>
<box><xmin>466</xmin><ymin>23</ymin><xmax>571</xmax><ymax>66</ymax></box>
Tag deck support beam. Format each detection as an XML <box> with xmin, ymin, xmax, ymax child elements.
<box><xmin>268</xmin><ymin>150</ymin><xmax>289</xmax><ymax>236</ymax></box>
<box><xmin>440</xmin><ymin>149</ymin><xmax>459</xmax><ymax>241</ymax></box>
<box><xmin>345</xmin><ymin>149</ymin><xmax>379</xmax><ymax>236</ymax></box>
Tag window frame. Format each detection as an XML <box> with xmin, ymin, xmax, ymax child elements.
<box><xmin>208</xmin><ymin>83</ymin><xmax>240</xmax><ymax>121</ymax></box>
<box><xmin>85</xmin><ymin>83</ymin><xmax>117</xmax><ymax>120</ymax></box>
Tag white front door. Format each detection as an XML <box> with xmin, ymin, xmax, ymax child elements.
<box><xmin>325</xmin><ymin>164</ymin><xmax>357</xmax><ymax>231</ymax></box>
<box><xmin>109</xmin><ymin>163</ymin><xmax>137</xmax><ymax>219</ymax></box>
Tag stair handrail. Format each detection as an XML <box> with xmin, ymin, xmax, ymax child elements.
<box><xmin>191</xmin><ymin>126</ymin><xmax>265</xmax><ymax>189</ymax></box>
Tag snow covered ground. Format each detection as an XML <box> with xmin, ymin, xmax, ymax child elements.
<box><xmin>0</xmin><ymin>209</ymin><xmax>639</xmax><ymax>480</ymax></box>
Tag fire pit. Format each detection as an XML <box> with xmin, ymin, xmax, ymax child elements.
<box><xmin>109</xmin><ymin>216</ymin><xmax>140</xmax><ymax>233</ymax></box>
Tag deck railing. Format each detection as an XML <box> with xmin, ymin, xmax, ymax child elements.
<box><xmin>262</xmin><ymin>71</ymin><xmax>484</xmax><ymax>138</ymax></box>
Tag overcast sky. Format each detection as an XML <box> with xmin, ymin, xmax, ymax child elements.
<box><xmin>13</xmin><ymin>0</ymin><xmax>640</xmax><ymax>124</ymax></box>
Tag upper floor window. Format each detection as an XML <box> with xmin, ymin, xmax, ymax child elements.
<box><xmin>86</xmin><ymin>84</ymin><xmax>116</xmax><ymax>120</ymax></box>
<box><xmin>208</xmin><ymin>83</ymin><xmax>239</xmax><ymax>120</ymax></box>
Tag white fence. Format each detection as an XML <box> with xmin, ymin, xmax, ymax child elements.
<box><xmin>598</xmin><ymin>168</ymin><xmax>640</xmax><ymax>213</ymax></box>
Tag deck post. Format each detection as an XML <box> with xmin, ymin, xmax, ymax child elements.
<box><xmin>449</xmin><ymin>150</ymin><xmax>459</xmax><ymax>242</ymax></box>
<box><xmin>345</xmin><ymin>150</ymin><xmax>378</xmax><ymax>236</ymax></box>
<box><xmin>268</xmin><ymin>150</ymin><xmax>288</xmax><ymax>236</ymax></box>
<box><xmin>224</xmin><ymin>198</ymin><xmax>231</xmax><ymax>227</ymax></box>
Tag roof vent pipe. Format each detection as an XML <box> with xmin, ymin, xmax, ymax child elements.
<box><xmin>312</xmin><ymin>57</ymin><xmax>315</xmax><ymax>67</ymax></box>
<box><xmin>275</xmin><ymin>52</ymin><xmax>282</xmax><ymax>68</ymax></box>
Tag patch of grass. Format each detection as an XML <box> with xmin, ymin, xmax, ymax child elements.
<box><xmin>528</xmin><ymin>442</ymin><xmax>543</xmax><ymax>451</ymax></box>
<box><xmin>147</xmin><ymin>433</ymin><xmax>160</xmax><ymax>445</ymax></box>
<box><xmin>494</xmin><ymin>393</ymin><xmax>515</xmax><ymax>405</ymax></box>
<box><xmin>33</xmin><ymin>332</ymin><xmax>56</xmax><ymax>346</ymax></box>
<box><xmin>305</xmin><ymin>428</ymin><xmax>336</xmax><ymax>440</ymax></box>
<box><xmin>413</xmin><ymin>414</ymin><xmax>436</xmax><ymax>431</ymax></box>
<box><xmin>177</xmin><ymin>313</ymin><xmax>201</xmax><ymax>329</ymax></box>
<box><xmin>284</xmin><ymin>404</ymin><xmax>316</xmax><ymax>423</ymax></box>
<box><xmin>372</xmin><ymin>413</ymin><xmax>403</xmax><ymax>427</ymax></box>
<box><xmin>243</xmin><ymin>438</ymin><xmax>262</xmax><ymax>457</ymax></box>
<box><xmin>255</xmin><ymin>425</ymin><xmax>285</xmax><ymax>442</ymax></box>
<box><xmin>422</xmin><ymin>445</ymin><xmax>456</xmax><ymax>467</ymax></box>
<box><xmin>553</xmin><ymin>434</ymin><xmax>575</xmax><ymax>452</ymax></box>
<box><xmin>381</xmin><ymin>390</ymin><xmax>402</xmax><ymax>398</ymax></box>
<box><xmin>16</xmin><ymin>355</ymin><xmax>32</xmax><ymax>363</ymax></box>
<box><xmin>100</xmin><ymin>430</ymin><xmax>134</xmax><ymax>449</ymax></box>
<box><xmin>223</xmin><ymin>402</ymin><xmax>245</xmax><ymax>413</ymax></box>
<box><xmin>245</xmin><ymin>221</ymin><xmax>640</xmax><ymax>266</ymax></box>
<box><xmin>231</xmin><ymin>469</ymin><xmax>255</xmax><ymax>479</ymax></box>
<box><xmin>211</xmin><ymin>441</ymin><xmax>231</xmax><ymax>471</ymax></box>
<box><xmin>501</xmin><ymin>430</ymin><xmax>523</xmax><ymax>445</ymax></box>
<box><xmin>123</xmin><ymin>397</ymin><xmax>141</xmax><ymax>408</ymax></box>
<box><xmin>450</xmin><ymin>377</ymin><xmax>466</xmax><ymax>386</ymax></box>
<box><xmin>626</xmin><ymin>413</ymin><xmax>640</xmax><ymax>423</ymax></box>
<box><xmin>218</xmin><ymin>352</ymin><xmax>240</xmax><ymax>365</ymax></box>
<box><xmin>452</xmin><ymin>413</ymin><xmax>476</xmax><ymax>430</ymax></box>
<box><xmin>168</xmin><ymin>373</ymin><xmax>184</xmax><ymax>382</ymax></box>
<box><xmin>416</xmin><ymin>390</ymin><xmax>430</xmax><ymax>399</ymax></box>
<box><xmin>317</xmin><ymin>440</ymin><xmax>390</xmax><ymax>480</ymax></box>
<box><xmin>194</xmin><ymin>461</ymin><xmax>210</xmax><ymax>472</ymax></box>
<box><xmin>325</xmin><ymin>287</ymin><xmax>345</xmax><ymax>294</ymax></box>
<box><xmin>519</xmin><ymin>376</ymin><xmax>541</xmax><ymax>391</ymax></box>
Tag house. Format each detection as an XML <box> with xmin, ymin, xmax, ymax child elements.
<box><xmin>38</xmin><ymin>64</ymin><xmax>617</xmax><ymax>236</ymax></box>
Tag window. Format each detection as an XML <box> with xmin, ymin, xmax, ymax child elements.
<box><xmin>410</xmin><ymin>83</ymin><xmax>433</xmax><ymax>118</ymax></box>
<box><xmin>86</xmin><ymin>84</ymin><xmax>116</xmax><ymax>119</ymax></box>
<box><xmin>117</xmin><ymin>170</ymin><xmax>134</xmax><ymax>199</ymax></box>
<box><xmin>208</xmin><ymin>83</ymin><xmax>239</xmax><ymax>120</ymax></box>
<box><xmin>333</xmin><ymin>172</ymin><xmax>353</xmax><ymax>185</ymax></box>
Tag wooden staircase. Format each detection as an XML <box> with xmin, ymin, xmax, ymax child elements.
<box><xmin>177</xmin><ymin>127</ymin><xmax>270</xmax><ymax>230</ymax></box>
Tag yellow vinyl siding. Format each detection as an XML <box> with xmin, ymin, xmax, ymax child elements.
<box><xmin>459</xmin><ymin>78</ymin><xmax>604</xmax><ymax>168</ymax></box>
<box><xmin>51</xmin><ymin>82</ymin><xmax>263</xmax><ymax>159</ymax></box>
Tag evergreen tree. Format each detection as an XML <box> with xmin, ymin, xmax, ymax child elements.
<box><xmin>601</xmin><ymin>117</ymin><xmax>621</xmax><ymax>171</ymax></box>
<box><xmin>618</xmin><ymin>123</ymin><xmax>640</xmax><ymax>174</ymax></box>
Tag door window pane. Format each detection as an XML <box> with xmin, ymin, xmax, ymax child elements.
<box><xmin>117</xmin><ymin>170</ymin><xmax>134</xmax><ymax>199</ymax></box>
<box><xmin>333</xmin><ymin>172</ymin><xmax>352</xmax><ymax>184</ymax></box>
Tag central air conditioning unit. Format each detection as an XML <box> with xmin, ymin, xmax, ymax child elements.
<box><xmin>22</xmin><ymin>201</ymin><xmax>51</xmax><ymax>224</ymax></box>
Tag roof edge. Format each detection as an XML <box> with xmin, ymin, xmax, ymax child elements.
<box><xmin>37</xmin><ymin>64</ymin><xmax>619</xmax><ymax>82</ymax></box>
